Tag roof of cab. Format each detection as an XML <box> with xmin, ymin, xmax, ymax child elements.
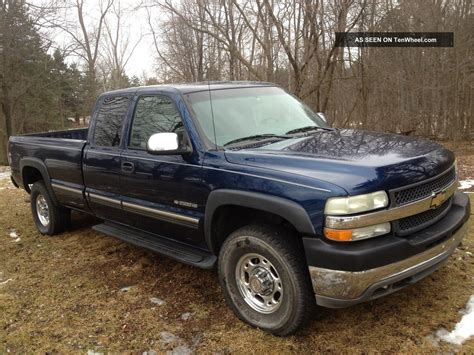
<box><xmin>100</xmin><ymin>81</ymin><xmax>276</xmax><ymax>97</ymax></box>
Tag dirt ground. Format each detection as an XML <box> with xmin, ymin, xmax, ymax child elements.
<box><xmin>0</xmin><ymin>141</ymin><xmax>473</xmax><ymax>353</ymax></box>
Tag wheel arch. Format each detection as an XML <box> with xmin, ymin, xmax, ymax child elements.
<box><xmin>20</xmin><ymin>158</ymin><xmax>59</xmax><ymax>205</ymax></box>
<box><xmin>204</xmin><ymin>189</ymin><xmax>316</xmax><ymax>254</ymax></box>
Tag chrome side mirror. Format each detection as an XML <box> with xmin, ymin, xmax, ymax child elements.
<box><xmin>147</xmin><ymin>132</ymin><xmax>191</xmax><ymax>155</ymax></box>
<box><xmin>317</xmin><ymin>112</ymin><xmax>328</xmax><ymax>124</ymax></box>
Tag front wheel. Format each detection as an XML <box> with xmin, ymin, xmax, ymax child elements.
<box><xmin>218</xmin><ymin>224</ymin><xmax>315</xmax><ymax>336</ymax></box>
<box><xmin>31</xmin><ymin>181</ymin><xmax>70</xmax><ymax>235</ymax></box>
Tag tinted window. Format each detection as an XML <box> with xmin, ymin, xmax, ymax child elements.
<box><xmin>129</xmin><ymin>95</ymin><xmax>184</xmax><ymax>149</ymax></box>
<box><xmin>93</xmin><ymin>96</ymin><xmax>130</xmax><ymax>147</ymax></box>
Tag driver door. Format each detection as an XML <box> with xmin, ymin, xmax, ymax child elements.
<box><xmin>119</xmin><ymin>94</ymin><xmax>206</xmax><ymax>247</ymax></box>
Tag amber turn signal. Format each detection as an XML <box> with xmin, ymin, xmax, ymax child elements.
<box><xmin>324</xmin><ymin>228</ymin><xmax>353</xmax><ymax>241</ymax></box>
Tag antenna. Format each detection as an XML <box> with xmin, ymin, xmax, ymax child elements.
<box><xmin>207</xmin><ymin>79</ymin><xmax>218</xmax><ymax>150</ymax></box>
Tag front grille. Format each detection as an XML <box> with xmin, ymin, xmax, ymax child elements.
<box><xmin>396</xmin><ymin>197</ymin><xmax>452</xmax><ymax>236</ymax></box>
<box><xmin>393</xmin><ymin>167</ymin><xmax>456</xmax><ymax>206</ymax></box>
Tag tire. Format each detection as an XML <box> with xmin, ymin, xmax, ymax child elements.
<box><xmin>218</xmin><ymin>224</ymin><xmax>315</xmax><ymax>336</ymax></box>
<box><xmin>30</xmin><ymin>181</ymin><xmax>70</xmax><ymax>235</ymax></box>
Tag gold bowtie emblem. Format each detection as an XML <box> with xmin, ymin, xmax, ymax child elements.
<box><xmin>430</xmin><ymin>191</ymin><xmax>446</xmax><ymax>209</ymax></box>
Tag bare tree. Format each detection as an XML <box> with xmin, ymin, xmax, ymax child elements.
<box><xmin>4</xmin><ymin>0</ymin><xmax>472</xmax><ymax>144</ymax></box>
<box><xmin>42</xmin><ymin>0</ymin><xmax>113</xmax><ymax>116</ymax></box>
<box><xmin>101</xmin><ymin>1</ymin><xmax>141</xmax><ymax>89</ymax></box>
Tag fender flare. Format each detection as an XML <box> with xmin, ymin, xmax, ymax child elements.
<box><xmin>20</xmin><ymin>157</ymin><xmax>59</xmax><ymax>205</ymax></box>
<box><xmin>204</xmin><ymin>189</ymin><xmax>316</xmax><ymax>253</ymax></box>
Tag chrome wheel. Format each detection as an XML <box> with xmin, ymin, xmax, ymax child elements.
<box><xmin>36</xmin><ymin>194</ymin><xmax>50</xmax><ymax>226</ymax></box>
<box><xmin>235</xmin><ymin>253</ymin><xmax>283</xmax><ymax>314</ymax></box>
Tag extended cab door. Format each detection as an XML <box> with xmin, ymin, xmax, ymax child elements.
<box><xmin>119</xmin><ymin>94</ymin><xmax>206</xmax><ymax>247</ymax></box>
<box><xmin>83</xmin><ymin>94</ymin><xmax>131</xmax><ymax>221</ymax></box>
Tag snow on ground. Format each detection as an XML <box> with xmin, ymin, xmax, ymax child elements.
<box><xmin>459</xmin><ymin>179</ymin><xmax>474</xmax><ymax>190</ymax></box>
<box><xmin>0</xmin><ymin>167</ymin><xmax>11</xmax><ymax>180</ymax></box>
<box><xmin>0</xmin><ymin>167</ymin><xmax>14</xmax><ymax>190</ymax></box>
<box><xmin>9</xmin><ymin>229</ymin><xmax>20</xmax><ymax>243</ymax></box>
<box><xmin>150</xmin><ymin>297</ymin><xmax>166</xmax><ymax>306</ymax></box>
<box><xmin>119</xmin><ymin>286</ymin><xmax>134</xmax><ymax>292</ymax></box>
<box><xmin>86</xmin><ymin>350</ymin><xmax>104</xmax><ymax>355</ymax></box>
<box><xmin>180</xmin><ymin>312</ymin><xmax>192</xmax><ymax>321</ymax></box>
<box><xmin>436</xmin><ymin>295</ymin><xmax>474</xmax><ymax>345</ymax></box>
<box><xmin>0</xmin><ymin>278</ymin><xmax>13</xmax><ymax>286</ymax></box>
<box><xmin>159</xmin><ymin>331</ymin><xmax>193</xmax><ymax>354</ymax></box>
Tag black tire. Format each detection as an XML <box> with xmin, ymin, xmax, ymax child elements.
<box><xmin>218</xmin><ymin>224</ymin><xmax>315</xmax><ymax>336</ymax></box>
<box><xmin>30</xmin><ymin>181</ymin><xmax>70</xmax><ymax>235</ymax></box>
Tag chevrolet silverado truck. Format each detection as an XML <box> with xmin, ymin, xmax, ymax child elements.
<box><xmin>8</xmin><ymin>82</ymin><xmax>470</xmax><ymax>335</ymax></box>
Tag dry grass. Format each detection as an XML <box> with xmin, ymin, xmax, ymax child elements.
<box><xmin>0</xmin><ymin>143</ymin><xmax>473</xmax><ymax>353</ymax></box>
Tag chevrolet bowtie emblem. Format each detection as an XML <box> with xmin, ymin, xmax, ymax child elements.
<box><xmin>430</xmin><ymin>190</ymin><xmax>446</xmax><ymax>209</ymax></box>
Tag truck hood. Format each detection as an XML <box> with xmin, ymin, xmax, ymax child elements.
<box><xmin>224</xmin><ymin>129</ymin><xmax>455</xmax><ymax>195</ymax></box>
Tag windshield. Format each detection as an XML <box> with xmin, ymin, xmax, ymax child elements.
<box><xmin>185</xmin><ymin>86</ymin><xmax>328</xmax><ymax>147</ymax></box>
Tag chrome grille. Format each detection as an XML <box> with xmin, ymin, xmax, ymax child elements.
<box><xmin>396</xmin><ymin>198</ymin><xmax>452</xmax><ymax>236</ymax></box>
<box><xmin>393</xmin><ymin>167</ymin><xmax>456</xmax><ymax>206</ymax></box>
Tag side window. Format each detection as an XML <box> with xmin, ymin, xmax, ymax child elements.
<box><xmin>93</xmin><ymin>96</ymin><xmax>130</xmax><ymax>147</ymax></box>
<box><xmin>129</xmin><ymin>95</ymin><xmax>184</xmax><ymax>149</ymax></box>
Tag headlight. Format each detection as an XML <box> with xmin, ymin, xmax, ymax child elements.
<box><xmin>324</xmin><ymin>223</ymin><xmax>391</xmax><ymax>242</ymax></box>
<box><xmin>324</xmin><ymin>191</ymin><xmax>389</xmax><ymax>215</ymax></box>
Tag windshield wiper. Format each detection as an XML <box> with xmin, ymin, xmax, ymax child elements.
<box><xmin>286</xmin><ymin>126</ymin><xmax>332</xmax><ymax>134</ymax></box>
<box><xmin>224</xmin><ymin>134</ymin><xmax>291</xmax><ymax>147</ymax></box>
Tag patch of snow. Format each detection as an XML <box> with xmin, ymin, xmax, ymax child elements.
<box><xmin>436</xmin><ymin>295</ymin><xmax>474</xmax><ymax>345</ymax></box>
<box><xmin>9</xmin><ymin>229</ymin><xmax>20</xmax><ymax>243</ymax></box>
<box><xmin>180</xmin><ymin>312</ymin><xmax>192</xmax><ymax>321</ymax></box>
<box><xmin>0</xmin><ymin>278</ymin><xmax>13</xmax><ymax>286</ymax></box>
<box><xmin>159</xmin><ymin>332</ymin><xmax>180</xmax><ymax>345</ymax></box>
<box><xmin>87</xmin><ymin>351</ymin><xmax>104</xmax><ymax>355</ymax></box>
<box><xmin>159</xmin><ymin>331</ymin><xmax>193</xmax><ymax>354</ymax></box>
<box><xmin>142</xmin><ymin>351</ymin><xmax>157</xmax><ymax>355</ymax></box>
<box><xmin>0</xmin><ymin>171</ymin><xmax>10</xmax><ymax>180</ymax></box>
<box><xmin>167</xmin><ymin>345</ymin><xmax>192</xmax><ymax>355</ymax></box>
<box><xmin>150</xmin><ymin>297</ymin><xmax>165</xmax><ymax>306</ymax></box>
<box><xmin>120</xmin><ymin>286</ymin><xmax>134</xmax><ymax>292</ymax></box>
<box><xmin>459</xmin><ymin>179</ymin><xmax>474</xmax><ymax>190</ymax></box>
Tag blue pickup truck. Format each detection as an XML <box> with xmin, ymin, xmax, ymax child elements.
<box><xmin>8</xmin><ymin>82</ymin><xmax>470</xmax><ymax>335</ymax></box>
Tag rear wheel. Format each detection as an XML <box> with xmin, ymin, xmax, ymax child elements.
<box><xmin>31</xmin><ymin>181</ymin><xmax>70</xmax><ymax>235</ymax></box>
<box><xmin>218</xmin><ymin>224</ymin><xmax>315</xmax><ymax>336</ymax></box>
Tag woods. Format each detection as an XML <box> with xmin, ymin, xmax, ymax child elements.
<box><xmin>151</xmin><ymin>0</ymin><xmax>472</xmax><ymax>138</ymax></box>
<box><xmin>0</xmin><ymin>0</ymin><xmax>473</xmax><ymax>164</ymax></box>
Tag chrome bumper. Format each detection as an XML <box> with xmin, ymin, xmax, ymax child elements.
<box><xmin>310</xmin><ymin>222</ymin><xmax>468</xmax><ymax>308</ymax></box>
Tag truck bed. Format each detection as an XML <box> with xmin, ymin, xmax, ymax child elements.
<box><xmin>9</xmin><ymin>128</ymin><xmax>89</xmax><ymax>211</ymax></box>
<box><xmin>20</xmin><ymin>128</ymin><xmax>88</xmax><ymax>140</ymax></box>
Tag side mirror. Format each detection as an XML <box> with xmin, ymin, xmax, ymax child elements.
<box><xmin>316</xmin><ymin>112</ymin><xmax>328</xmax><ymax>124</ymax></box>
<box><xmin>147</xmin><ymin>132</ymin><xmax>192</xmax><ymax>155</ymax></box>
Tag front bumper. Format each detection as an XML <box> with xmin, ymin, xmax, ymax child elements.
<box><xmin>307</xmin><ymin>192</ymin><xmax>470</xmax><ymax>308</ymax></box>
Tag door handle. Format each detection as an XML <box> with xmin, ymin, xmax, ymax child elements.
<box><xmin>121</xmin><ymin>161</ymin><xmax>134</xmax><ymax>173</ymax></box>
